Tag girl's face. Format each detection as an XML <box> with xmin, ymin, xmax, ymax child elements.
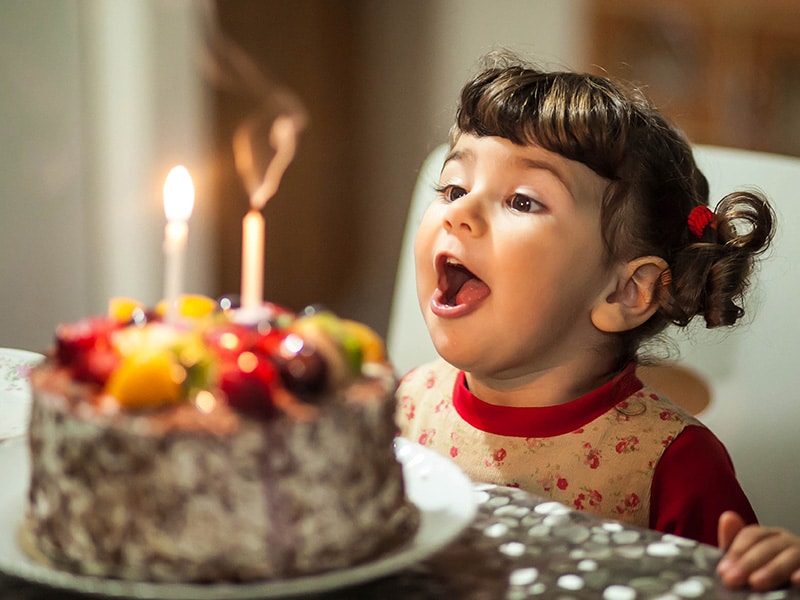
<box><xmin>414</xmin><ymin>134</ymin><xmax>616</xmax><ymax>385</ymax></box>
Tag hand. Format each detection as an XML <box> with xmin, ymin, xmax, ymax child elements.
<box><xmin>717</xmin><ymin>510</ymin><xmax>800</xmax><ymax>590</ymax></box>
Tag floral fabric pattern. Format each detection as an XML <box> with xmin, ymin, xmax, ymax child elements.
<box><xmin>396</xmin><ymin>359</ymin><xmax>699</xmax><ymax>529</ymax></box>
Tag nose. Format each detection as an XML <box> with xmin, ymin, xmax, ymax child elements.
<box><xmin>442</xmin><ymin>193</ymin><xmax>486</xmax><ymax>237</ymax></box>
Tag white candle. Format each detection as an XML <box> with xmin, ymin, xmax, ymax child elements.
<box><xmin>240</xmin><ymin>208</ymin><xmax>264</xmax><ymax>311</ymax></box>
<box><xmin>235</xmin><ymin>116</ymin><xmax>301</xmax><ymax>315</ymax></box>
<box><xmin>163</xmin><ymin>166</ymin><xmax>194</xmax><ymax>323</ymax></box>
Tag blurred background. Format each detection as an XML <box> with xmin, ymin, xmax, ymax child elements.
<box><xmin>4</xmin><ymin>0</ymin><xmax>799</xmax><ymax>351</ymax></box>
<box><xmin>2</xmin><ymin>0</ymin><xmax>800</xmax><ymax>530</ymax></box>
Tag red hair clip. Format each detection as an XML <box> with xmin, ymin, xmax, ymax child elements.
<box><xmin>688</xmin><ymin>205</ymin><xmax>716</xmax><ymax>239</ymax></box>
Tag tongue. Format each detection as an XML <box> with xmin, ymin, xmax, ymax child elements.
<box><xmin>454</xmin><ymin>277</ymin><xmax>490</xmax><ymax>305</ymax></box>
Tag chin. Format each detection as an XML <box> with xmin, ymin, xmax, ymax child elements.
<box><xmin>430</xmin><ymin>340</ymin><xmax>475</xmax><ymax>373</ymax></box>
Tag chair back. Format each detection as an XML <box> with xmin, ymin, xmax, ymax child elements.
<box><xmin>386</xmin><ymin>144</ymin><xmax>447</xmax><ymax>376</ymax></box>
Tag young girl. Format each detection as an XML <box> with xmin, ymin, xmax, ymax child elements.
<box><xmin>396</xmin><ymin>51</ymin><xmax>799</xmax><ymax>590</ymax></box>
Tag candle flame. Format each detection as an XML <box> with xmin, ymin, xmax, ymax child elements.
<box><xmin>163</xmin><ymin>166</ymin><xmax>195</xmax><ymax>222</ymax></box>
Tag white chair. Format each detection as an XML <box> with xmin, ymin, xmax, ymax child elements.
<box><xmin>386</xmin><ymin>144</ymin><xmax>447</xmax><ymax>377</ymax></box>
<box><xmin>388</xmin><ymin>143</ymin><xmax>800</xmax><ymax>533</ymax></box>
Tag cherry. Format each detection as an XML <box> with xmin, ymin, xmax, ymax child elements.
<box><xmin>268</xmin><ymin>332</ymin><xmax>328</xmax><ymax>396</ymax></box>
<box><xmin>204</xmin><ymin>323</ymin><xmax>261</xmax><ymax>358</ymax></box>
<box><xmin>75</xmin><ymin>346</ymin><xmax>121</xmax><ymax>385</ymax></box>
<box><xmin>217</xmin><ymin>351</ymin><xmax>278</xmax><ymax>418</ymax></box>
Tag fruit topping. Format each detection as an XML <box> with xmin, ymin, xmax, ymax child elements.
<box><xmin>341</xmin><ymin>320</ymin><xmax>386</xmax><ymax>364</ymax></box>
<box><xmin>55</xmin><ymin>316</ymin><xmax>121</xmax><ymax>385</ymax></box>
<box><xmin>108</xmin><ymin>297</ymin><xmax>146</xmax><ymax>324</ymax></box>
<box><xmin>204</xmin><ymin>323</ymin><xmax>262</xmax><ymax>358</ymax></box>
<box><xmin>217</xmin><ymin>351</ymin><xmax>278</xmax><ymax>418</ymax></box>
<box><xmin>104</xmin><ymin>348</ymin><xmax>184</xmax><ymax>409</ymax></box>
<box><xmin>268</xmin><ymin>332</ymin><xmax>328</xmax><ymax>396</ymax></box>
<box><xmin>289</xmin><ymin>312</ymin><xmax>356</xmax><ymax>389</ymax></box>
<box><xmin>50</xmin><ymin>299</ymin><xmax>388</xmax><ymax>416</ymax></box>
<box><xmin>155</xmin><ymin>294</ymin><xmax>218</xmax><ymax>320</ymax></box>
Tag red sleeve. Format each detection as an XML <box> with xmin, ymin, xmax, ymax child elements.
<box><xmin>650</xmin><ymin>424</ymin><xmax>758</xmax><ymax>546</ymax></box>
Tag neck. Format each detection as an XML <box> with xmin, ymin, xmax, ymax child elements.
<box><xmin>464</xmin><ymin>355</ymin><xmax>622</xmax><ymax>408</ymax></box>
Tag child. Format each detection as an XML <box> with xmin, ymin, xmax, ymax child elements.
<box><xmin>396</xmin><ymin>51</ymin><xmax>799</xmax><ymax>590</ymax></box>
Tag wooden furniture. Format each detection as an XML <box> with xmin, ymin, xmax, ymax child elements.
<box><xmin>587</xmin><ymin>0</ymin><xmax>800</xmax><ymax>157</ymax></box>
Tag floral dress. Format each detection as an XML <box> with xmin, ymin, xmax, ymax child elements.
<box><xmin>396</xmin><ymin>359</ymin><xmax>699</xmax><ymax>530</ymax></box>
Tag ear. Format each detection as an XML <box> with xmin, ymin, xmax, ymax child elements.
<box><xmin>591</xmin><ymin>256</ymin><xmax>669</xmax><ymax>333</ymax></box>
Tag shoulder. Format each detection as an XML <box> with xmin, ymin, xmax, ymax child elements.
<box><xmin>607</xmin><ymin>383</ymin><xmax>699</xmax><ymax>445</ymax></box>
<box><xmin>662</xmin><ymin>423</ymin><xmax>734</xmax><ymax>465</ymax></box>
<box><xmin>650</xmin><ymin>424</ymin><xmax>757</xmax><ymax>545</ymax></box>
<box><xmin>635</xmin><ymin>383</ymin><xmax>701</xmax><ymax>425</ymax></box>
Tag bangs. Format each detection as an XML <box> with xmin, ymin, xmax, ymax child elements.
<box><xmin>453</xmin><ymin>66</ymin><xmax>651</xmax><ymax>181</ymax></box>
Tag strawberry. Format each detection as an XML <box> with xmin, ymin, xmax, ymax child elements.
<box><xmin>55</xmin><ymin>316</ymin><xmax>121</xmax><ymax>384</ymax></box>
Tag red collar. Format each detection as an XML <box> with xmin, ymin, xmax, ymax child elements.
<box><xmin>452</xmin><ymin>363</ymin><xmax>642</xmax><ymax>437</ymax></box>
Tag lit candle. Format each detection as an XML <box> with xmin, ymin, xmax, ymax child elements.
<box><xmin>163</xmin><ymin>165</ymin><xmax>194</xmax><ymax>323</ymax></box>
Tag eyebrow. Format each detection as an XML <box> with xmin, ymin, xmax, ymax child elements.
<box><xmin>516</xmin><ymin>157</ymin><xmax>570</xmax><ymax>191</ymax></box>
<box><xmin>442</xmin><ymin>148</ymin><xmax>571</xmax><ymax>192</ymax></box>
<box><xmin>442</xmin><ymin>148</ymin><xmax>470</xmax><ymax>168</ymax></box>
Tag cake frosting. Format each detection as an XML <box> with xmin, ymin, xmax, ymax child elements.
<box><xmin>25</xmin><ymin>297</ymin><xmax>418</xmax><ymax>582</ymax></box>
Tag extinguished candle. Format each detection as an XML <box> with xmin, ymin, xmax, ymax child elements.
<box><xmin>163</xmin><ymin>166</ymin><xmax>194</xmax><ymax>323</ymax></box>
<box><xmin>240</xmin><ymin>208</ymin><xmax>264</xmax><ymax>311</ymax></box>
<box><xmin>235</xmin><ymin>116</ymin><xmax>300</xmax><ymax>316</ymax></box>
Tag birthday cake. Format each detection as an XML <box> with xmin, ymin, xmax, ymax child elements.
<box><xmin>25</xmin><ymin>297</ymin><xmax>418</xmax><ymax>582</ymax></box>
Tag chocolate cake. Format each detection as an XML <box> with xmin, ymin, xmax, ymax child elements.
<box><xmin>25</xmin><ymin>299</ymin><xmax>418</xmax><ymax>582</ymax></box>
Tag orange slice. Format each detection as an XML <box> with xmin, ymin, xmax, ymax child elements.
<box><xmin>104</xmin><ymin>349</ymin><xmax>184</xmax><ymax>409</ymax></box>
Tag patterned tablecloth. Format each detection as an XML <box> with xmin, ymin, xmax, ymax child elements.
<box><xmin>1</xmin><ymin>483</ymin><xmax>798</xmax><ymax>599</ymax></box>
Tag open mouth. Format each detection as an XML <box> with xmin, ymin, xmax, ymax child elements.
<box><xmin>436</xmin><ymin>256</ymin><xmax>490</xmax><ymax>308</ymax></box>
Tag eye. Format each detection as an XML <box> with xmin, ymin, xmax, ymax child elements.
<box><xmin>508</xmin><ymin>193</ymin><xmax>542</xmax><ymax>213</ymax></box>
<box><xmin>435</xmin><ymin>184</ymin><xmax>468</xmax><ymax>203</ymax></box>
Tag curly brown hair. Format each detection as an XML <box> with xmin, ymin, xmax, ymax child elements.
<box><xmin>451</xmin><ymin>51</ymin><xmax>775</xmax><ymax>364</ymax></box>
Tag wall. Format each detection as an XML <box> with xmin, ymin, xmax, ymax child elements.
<box><xmin>0</xmin><ymin>0</ymin><xmax>213</xmax><ymax>353</ymax></box>
<box><xmin>0</xmin><ymin>1</ymin><xmax>87</xmax><ymax>352</ymax></box>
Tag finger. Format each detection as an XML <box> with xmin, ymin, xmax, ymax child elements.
<box><xmin>724</xmin><ymin>525</ymin><xmax>780</xmax><ymax>561</ymax></box>
<box><xmin>748</xmin><ymin>545</ymin><xmax>800</xmax><ymax>591</ymax></box>
<box><xmin>718</xmin><ymin>511</ymin><xmax>746</xmax><ymax>551</ymax></box>
<box><xmin>718</xmin><ymin>562</ymin><xmax>750</xmax><ymax>589</ymax></box>
<box><xmin>718</xmin><ymin>528</ymin><xmax>785</xmax><ymax>588</ymax></box>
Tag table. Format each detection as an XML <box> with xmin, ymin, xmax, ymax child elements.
<box><xmin>1</xmin><ymin>480</ymin><xmax>797</xmax><ymax>599</ymax></box>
